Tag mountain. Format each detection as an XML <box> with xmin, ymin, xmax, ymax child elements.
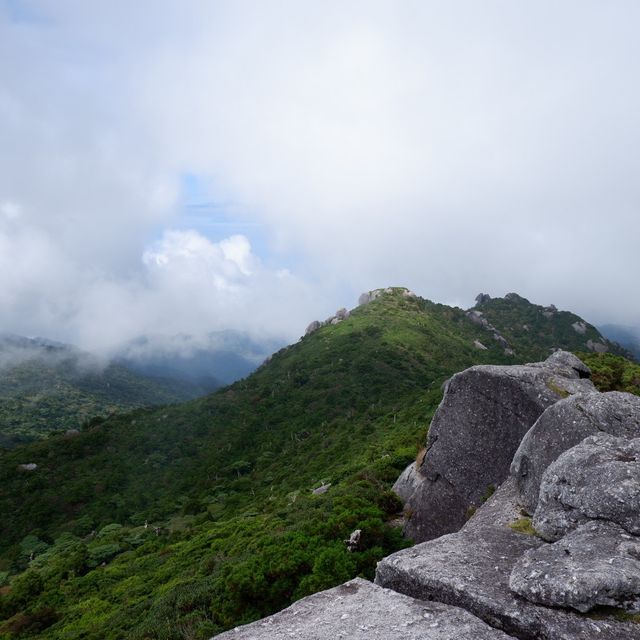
<box><xmin>0</xmin><ymin>289</ymin><xmax>632</xmax><ymax>639</ymax></box>
<box><xmin>0</xmin><ymin>334</ymin><xmax>211</xmax><ymax>447</ymax></box>
<box><xmin>598</xmin><ymin>323</ymin><xmax>640</xmax><ymax>360</ymax></box>
<box><xmin>469</xmin><ymin>291</ymin><xmax>629</xmax><ymax>359</ymax></box>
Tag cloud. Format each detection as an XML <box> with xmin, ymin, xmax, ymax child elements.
<box><xmin>1</xmin><ymin>0</ymin><xmax>639</xmax><ymax>354</ymax></box>
<box><xmin>128</xmin><ymin>1</ymin><xmax>640</xmax><ymax>322</ymax></box>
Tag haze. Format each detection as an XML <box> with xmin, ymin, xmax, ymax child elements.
<box><xmin>1</xmin><ymin>0</ymin><xmax>638</xmax><ymax>353</ymax></box>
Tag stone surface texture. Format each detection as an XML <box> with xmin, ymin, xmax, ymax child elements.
<box><xmin>403</xmin><ymin>352</ymin><xmax>594</xmax><ymax>542</ymax></box>
<box><xmin>392</xmin><ymin>462</ymin><xmax>424</xmax><ymax>504</ymax></box>
<box><xmin>512</xmin><ymin>391</ymin><xmax>640</xmax><ymax>513</ymax></box>
<box><xmin>211</xmin><ymin>578</ymin><xmax>515</xmax><ymax>640</ymax></box>
<box><xmin>510</xmin><ymin>521</ymin><xmax>640</xmax><ymax>613</ymax></box>
<box><xmin>376</xmin><ymin>520</ymin><xmax>640</xmax><ymax>640</ymax></box>
<box><xmin>534</xmin><ymin>434</ymin><xmax>640</xmax><ymax>541</ymax></box>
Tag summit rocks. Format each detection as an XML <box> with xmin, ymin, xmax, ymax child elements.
<box><xmin>401</xmin><ymin>351</ymin><xmax>594</xmax><ymax>543</ymax></box>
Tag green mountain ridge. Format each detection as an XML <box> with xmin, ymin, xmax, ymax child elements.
<box><xmin>0</xmin><ymin>288</ymin><xmax>634</xmax><ymax>639</ymax></box>
<box><xmin>0</xmin><ymin>336</ymin><xmax>214</xmax><ymax>447</ymax></box>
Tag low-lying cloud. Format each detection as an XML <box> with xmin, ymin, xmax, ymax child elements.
<box><xmin>1</xmin><ymin>1</ymin><xmax>639</xmax><ymax>354</ymax></box>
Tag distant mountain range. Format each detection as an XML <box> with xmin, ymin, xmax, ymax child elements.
<box><xmin>0</xmin><ymin>287</ymin><xmax>635</xmax><ymax>638</ymax></box>
<box><xmin>598</xmin><ymin>323</ymin><xmax>640</xmax><ymax>360</ymax></box>
<box><xmin>0</xmin><ymin>331</ymin><xmax>282</xmax><ymax>446</ymax></box>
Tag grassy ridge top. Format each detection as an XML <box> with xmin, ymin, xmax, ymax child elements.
<box><xmin>0</xmin><ymin>288</ymin><xmax>627</xmax><ymax>638</ymax></box>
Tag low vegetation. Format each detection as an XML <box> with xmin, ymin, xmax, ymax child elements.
<box><xmin>0</xmin><ymin>289</ymin><xmax>632</xmax><ymax>638</ymax></box>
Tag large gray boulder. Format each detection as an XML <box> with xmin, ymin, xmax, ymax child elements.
<box><xmin>512</xmin><ymin>391</ymin><xmax>640</xmax><ymax>513</ymax></box>
<box><xmin>534</xmin><ymin>434</ymin><xmax>640</xmax><ymax>541</ymax></box>
<box><xmin>376</xmin><ymin>522</ymin><xmax>638</xmax><ymax>639</ymax></box>
<box><xmin>403</xmin><ymin>352</ymin><xmax>594</xmax><ymax>542</ymax></box>
<box><xmin>392</xmin><ymin>461</ymin><xmax>424</xmax><ymax>503</ymax></box>
<box><xmin>211</xmin><ymin>577</ymin><xmax>516</xmax><ymax>639</ymax></box>
<box><xmin>510</xmin><ymin>520</ymin><xmax>640</xmax><ymax>613</ymax></box>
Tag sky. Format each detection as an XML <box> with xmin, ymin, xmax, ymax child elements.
<box><xmin>1</xmin><ymin>0</ymin><xmax>639</xmax><ymax>354</ymax></box>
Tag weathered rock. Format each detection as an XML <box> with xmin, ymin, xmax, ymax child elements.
<box><xmin>493</xmin><ymin>332</ymin><xmax>509</xmax><ymax>347</ymax></box>
<box><xmin>542</xmin><ymin>350</ymin><xmax>591</xmax><ymax>379</ymax></box>
<box><xmin>211</xmin><ymin>577</ymin><xmax>516</xmax><ymax>639</ymax></box>
<box><xmin>512</xmin><ymin>391</ymin><xmax>640</xmax><ymax>513</ymax></box>
<box><xmin>476</xmin><ymin>293</ymin><xmax>492</xmax><ymax>305</ymax></box>
<box><xmin>376</xmin><ymin>523</ymin><xmax>640</xmax><ymax>639</ymax></box>
<box><xmin>587</xmin><ymin>339</ymin><xmax>609</xmax><ymax>353</ymax></box>
<box><xmin>17</xmin><ymin>463</ymin><xmax>37</xmax><ymax>472</ymax></box>
<box><xmin>474</xmin><ymin>340</ymin><xmax>488</xmax><ymax>350</ymax></box>
<box><xmin>305</xmin><ymin>320</ymin><xmax>321</xmax><ymax>335</ymax></box>
<box><xmin>392</xmin><ymin>462</ymin><xmax>424</xmax><ymax>503</ymax></box>
<box><xmin>312</xmin><ymin>482</ymin><xmax>331</xmax><ymax>495</ymax></box>
<box><xmin>571</xmin><ymin>321</ymin><xmax>587</xmax><ymax>335</ymax></box>
<box><xmin>510</xmin><ymin>520</ymin><xmax>640</xmax><ymax>613</ymax></box>
<box><xmin>466</xmin><ymin>310</ymin><xmax>488</xmax><ymax>327</ymax></box>
<box><xmin>462</xmin><ymin>477</ymin><xmax>521</xmax><ymax>533</ymax></box>
<box><xmin>358</xmin><ymin>289</ymin><xmax>384</xmax><ymax>306</ymax></box>
<box><xmin>534</xmin><ymin>434</ymin><xmax>640</xmax><ymax>541</ymax></box>
<box><xmin>403</xmin><ymin>352</ymin><xmax>594</xmax><ymax>542</ymax></box>
<box><xmin>344</xmin><ymin>528</ymin><xmax>361</xmax><ymax>552</ymax></box>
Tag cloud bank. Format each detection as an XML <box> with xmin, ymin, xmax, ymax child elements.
<box><xmin>1</xmin><ymin>0</ymin><xmax>639</xmax><ymax>352</ymax></box>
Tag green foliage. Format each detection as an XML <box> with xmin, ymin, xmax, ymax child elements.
<box><xmin>577</xmin><ymin>352</ymin><xmax>640</xmax><ymax>396</ymax></box>
<box><xmin>508</xmin><ymin>517</ymin><xmax>537</xmax><ymax>536</ymax></box>
<box><xmin>0</xmin><ymin>288</ymin><xmax>619</xmax><ymax>638</ymax></box>
<box><xmin>0</xmin><ymin>346</ymin><xmax>210</xmax><ymax>446</ymax></box>
<box><xmin>474</xmin><ymin>294</ymin><xmax>626</xmax><ymax>361</ymax></box>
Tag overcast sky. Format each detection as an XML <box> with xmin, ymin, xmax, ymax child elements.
<box><xmin>1</xmin><ymin>0</ymin><xmax>639</xmax><ymax>353</ymax></box>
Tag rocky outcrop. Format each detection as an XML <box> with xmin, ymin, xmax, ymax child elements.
<box><xmin>392</xmin><ymin>461</ymin><xmax>424</xmax><ymax>503</ymax></box>
<box><xmin>511</xmin><ymin>391</ymin><xmax>640</xmax><ymax>513</ymax></box>
<box><xmin>376</xmin><ymin>522</ymin><xmax>638</xmax><ymax>639</ymax></box>
<box><xmin>510</xmin><ymin>520</ymin><xmax>640</xmax><ymax>613</ymax></box>
<box><xmin>213</xmin><ymin>353</ymin><xmax>640</xmax><ymax>640</ymax></box>
<box><xmin>465</xmin><ymin>310</ymin><xmax>513</xmax><ymax>353</ymax></box>
<box><xmin>587</xmin><ymin>338</ymin><xmax>609</xmax><ymax>353</ymax></box>
<box><xmin>475</xmin><ymin>293</ymin><xmax>492</xmax><ymax>305</ymax></box>
<box><xmin>305</xmin><ymin>308</ymin><xmax>351</xmax><ymax>335</ymax></box>
<box><xmin>571</xmin><ymin>321</ymin><xmax>587</xmax><ymax>335</ymax></box>
<box><xmin>533</xmin><ymin>434</ymin><xmax>640</xmax><ymax>541</ymax></box>
<box><xmin>305</xmin><ymin>320</ymin><xmax>321</xmax><ymax>335</ymax></box>
<box><xmin>358</xmin><ymin>288</ymin><xmax>389</xmax><ymax>306</ymax></box>
<box><xmin>212</xmin><ymin>578</ymin><xmax>516</xmax><ymax>639</ymax></box>
<box><xmin>402</xmin><ymin>352</ymin><xmax>594</xmax><ymax>542</ymax></box>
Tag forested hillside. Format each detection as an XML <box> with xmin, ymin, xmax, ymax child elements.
<box><xmin>0</xmin><ymin>289</ymin><xmax>631</xmax><ymax>639</ymax></box>
<box><xmin>0</xmin><ymin>336</ymin><xmax>212</xmax><ymax>447</ymax></box>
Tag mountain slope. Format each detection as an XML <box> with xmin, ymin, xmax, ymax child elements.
<box><xmin>598</xmin><ymin>323</ymin><xmax>640</xmax><ymax>360</ymax></box>
<box><xmin>0</xmin><ymin>335</ymin><xmax>210</xmax><ymax>447</ymax></box>
<box><xmin>0</xmin><ymin>289</ymin><xmax>625</xmax><ymax>639</ymax></box>
<box><xmin>470</xmin><ymin>292</ymin><xmax>628</xmax><ymax>360</ymax></box>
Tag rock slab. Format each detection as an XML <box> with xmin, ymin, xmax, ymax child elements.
<box><xmin>510</xmin><ymin>520</ymin><xmax>640</xmax><ymax>613</ymax></box>
<box><xmin>376</xmin><ymin>523</ymin><xmax>640</xmax><ymax>640</ymax></box>
<box><xmin>211</xmin><ymin>577</ymin><xmax>515</xmax><ymax>639</ymax></box>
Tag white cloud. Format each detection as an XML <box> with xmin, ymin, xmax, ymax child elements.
<box><xmin>1</xmin><ymin>0</ymin><xmax>639</xmax><ymax>353</ymax></box>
